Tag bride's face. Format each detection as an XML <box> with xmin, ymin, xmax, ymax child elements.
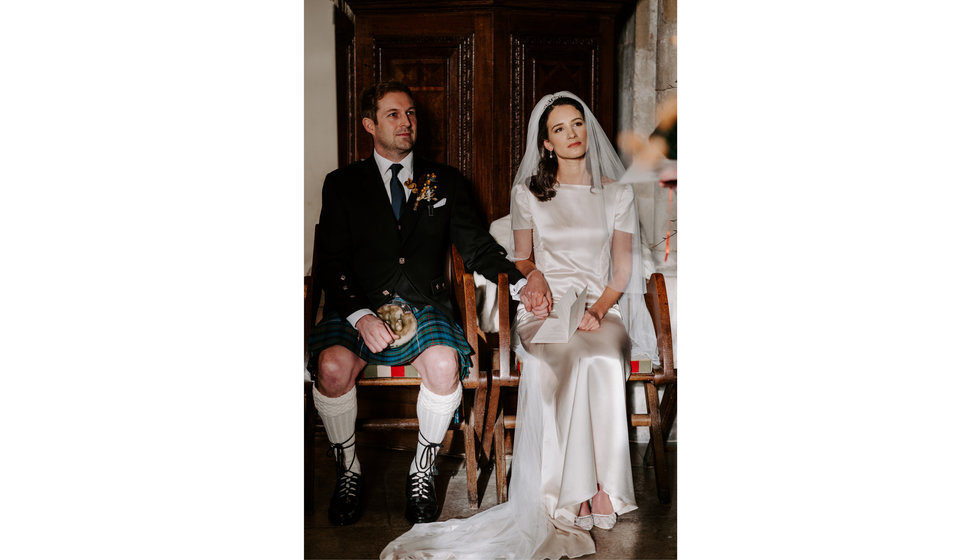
<box><xmin>543</xmin><ymin>104</ymin><xmax>588</xmax><ymax>160</ymax></box>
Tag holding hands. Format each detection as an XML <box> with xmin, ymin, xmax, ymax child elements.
<box><xmin>520</xmin><ymin>269</ymin><xmax>553</xmax><ymax>319</ymax></box>
<box><xmin>517</xmin><ymin>263</ymin><xmax>620</xmax><ymax>331</ymax></box>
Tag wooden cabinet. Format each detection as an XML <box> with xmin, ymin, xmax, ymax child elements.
<box><xmin>335</xmin><ymin>0</ymin><xmax>635</xmax><ymax>222</ymax></box>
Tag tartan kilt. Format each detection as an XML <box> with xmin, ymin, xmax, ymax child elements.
<box><xmin>307</xmin><ymin>298</ymin><xmax>474</xmax><ymax>381</ymax></box>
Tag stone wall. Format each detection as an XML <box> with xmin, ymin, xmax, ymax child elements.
<box><xmin>620</xmin><ymin>0</ymin><xmax>678</xmax><ymax>442</ymax></box>
<box><xmin>620</xmin><ymin>0</ymin><xmax>677</xmax><ymax>273</ymax></box>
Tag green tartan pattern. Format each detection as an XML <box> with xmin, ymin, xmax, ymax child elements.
<box><xmin>307</xmin><ymin>298</ymin><xmax>474</xmax><ymax>381</ymax></box>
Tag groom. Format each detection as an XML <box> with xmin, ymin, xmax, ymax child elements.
<box><xmin>308</xmin><ymin>80</ymin><xmax>527</xmax><ymax>526</ymax></box>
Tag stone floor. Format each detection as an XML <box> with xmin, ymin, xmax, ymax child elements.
<box><xmin>305</xmin><ymin>435</ymin><xmax>677</xmax><ymax>559</ymax></box>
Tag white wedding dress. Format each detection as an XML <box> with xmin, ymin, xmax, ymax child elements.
<box><xmin>380</xmin><ymin>182</ymin><xmax>638</xmax><ymax>560</ymax></box>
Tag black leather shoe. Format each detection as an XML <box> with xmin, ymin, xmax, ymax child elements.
<box><xmin>328</xmin><ymin>470</ymin><xmax>363</xmax><ymax>526</ymax></box>
<box><xmin>405</xmin><ymin>470</ymin><xmax>439</xmax><ymax>523</ymax></box>
<box><xmin>328</xmin><ymin>436</ymin><xmax>363</xmax><ymax>526</ymax></box>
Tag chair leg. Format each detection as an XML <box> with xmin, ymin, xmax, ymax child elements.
<box><xmin>473</xmin><ymin>378</ymin><xmax>488</xmax><ymax>459</ymax></box>
<box><xmin>645</xmin><ymin>382</ymin><xmax>671</xmax><ymax>503</ymax></box>
<box><xmin>463</xmin><ymin>410</ymin><xmax>479</xmax><ymax>509</ymax></box>
<box><xmin>482</xmin><ymin>377</ymin><xmax>500</xmax><ymax>461</ymax></box>
<box><xmin>494</xmin><ymin>413</ymin><xmax>507</xmax><ymax>504</ymax></box>
<box><xmin>660</xmin><ymin>382</ymin><xmax>677</xmax><ymax>442</ymax></box>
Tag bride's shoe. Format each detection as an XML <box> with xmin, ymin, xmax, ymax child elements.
<box><xmin>592</xmin><ymin>512</ymin><xmax>617</xmax><ymax>530</ymax></box>
<box><xmin>573</xmin><ymin>514</ymin><xmax>594</xmax><ymax>530</ymax></box>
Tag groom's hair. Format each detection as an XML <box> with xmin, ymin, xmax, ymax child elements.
<box><xmin>360</xmin><ymin>81</ymin><xmax>416</xmax><ymax>123</ymax></box>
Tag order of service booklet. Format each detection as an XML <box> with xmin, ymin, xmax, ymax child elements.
<box><xmin>530</xmin><ymin>288</ymin><xmax>588</xmax><ymax>344</ymax></box>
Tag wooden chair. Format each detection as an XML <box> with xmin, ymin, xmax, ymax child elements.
<box><xmin>304</xmin><ymin>225</ymin><xmax>503</xmax><ymax>511</ymax></box>
<box><xmin>486</xmin><ymin>272</ymin><xmax>677</xmax><ymax>504</ymax></box>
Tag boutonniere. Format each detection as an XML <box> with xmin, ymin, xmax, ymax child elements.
<box><xmin>405</xmin><ymin>172</ymin><xmax>438</xmax><ymax>211</ymax></box>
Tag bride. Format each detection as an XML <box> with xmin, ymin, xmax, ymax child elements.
<box><xmin>381</xmin><ymin>91</ymin><xmax>656</xmax><ymax>560</ymax></box>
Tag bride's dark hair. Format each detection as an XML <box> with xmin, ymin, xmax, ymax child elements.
<box><xmin>527</xmin><ymin>97</ymin><xmax>585</xmax><ymax>202</ymax></box>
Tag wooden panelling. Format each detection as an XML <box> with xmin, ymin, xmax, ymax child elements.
<box><xmin>509</xmin><ymin>33</ymin><xmax>600</xmax><ymax>188</ymax></box>
<box><xmin>338</xmin><ymin>0</ymin><xmax>634</xmax><ymax>223</ymax></box>
<box><xmin>334</xmin><ymin>5</ymin><xmax>356</xmax><ymax>167</ymax></box>
<box><xmin>372</xmin><ymin>34</ymin><xmax>474</xmax><ymax>178</ymax></box>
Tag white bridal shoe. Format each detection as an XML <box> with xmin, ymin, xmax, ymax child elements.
<box><xmin>573</xmin><ymin>514</ymin><xmax>594</xmax><ymax>530</ymax></box>
<box><xmin>592</xmin><ymin>512</ymin><xmax>617</xmax><ymax>530</ymax></box>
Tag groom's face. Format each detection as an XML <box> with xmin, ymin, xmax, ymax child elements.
<box><xmin>363</xmin><ymin>91</ymin><xmax>417</xmax><ymax>161</ymax></box>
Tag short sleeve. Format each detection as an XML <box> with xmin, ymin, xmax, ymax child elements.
<box><xmin>613</xmin><ymin>184</ymin><xmax>637</xmax><ymax>234</ymax></box>
<box><xmin>510</xmin><ymin>183</ymin><xmax>534</xmax><ymax>230</ymax></box>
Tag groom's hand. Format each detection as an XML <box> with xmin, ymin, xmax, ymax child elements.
<box><xmin>520</xmin><ymin>270</ymin><xmax>553</xmax><ymax>319</ymax></box>
<box><xmin>356</xmin><ymin>315</ymin><xmax>396</xmax><ymax>353</ymax></box>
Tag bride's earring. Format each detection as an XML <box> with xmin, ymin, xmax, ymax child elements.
<box><xmin>548</xmin><ymin>150</ymin><xmax>555</xmax><ymax>160</ymax></box>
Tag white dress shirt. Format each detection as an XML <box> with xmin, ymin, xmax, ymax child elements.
<box><xmin>373</xmin><ymin>150</ymin><xmax>414</xmax><ymax>205</ymax></box>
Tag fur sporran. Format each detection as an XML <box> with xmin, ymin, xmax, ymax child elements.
<box><xmin>376</xmin><ymin>302</ymin><xmax>418</xmax><ymax>348</ymax></box>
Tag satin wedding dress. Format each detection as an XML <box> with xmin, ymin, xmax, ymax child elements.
<box><xmin>380</xmin><ymin>181</ymin><xmax>638</xmax><ymax>560</ymax></box>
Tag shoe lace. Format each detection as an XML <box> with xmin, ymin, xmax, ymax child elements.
<box><xmin>413</xmin><ymin>433</ymin><xmax>442</xmax><ymax>476</ymax></box>
<box><xmin>335</xmin><ymin>469</ymin><xmax>359</xmax><ymax>499</ymax></box>
<box><xmin>408</xmin><ymin>434</ymin><xmax>442</xmax><ymax>501</ymax></box>
<box><xmin>407</xmin><ymin>470</ymin><xmax>434</xmax><ymax>501</ymax></box>
<box><xmin>331</xmin><ymin>433</ymin><xmax>358</xmax><ymax>497</ymax></box>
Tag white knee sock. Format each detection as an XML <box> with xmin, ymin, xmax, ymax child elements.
<box><xmin>410</xmin><ymin>383</ymin><xmax>462</xmax><ymax>474</ymax></box>
<box><xmin>312</xmin><ymin>386</ymin><xmax>361</xmax><ymax>475</ymax></box>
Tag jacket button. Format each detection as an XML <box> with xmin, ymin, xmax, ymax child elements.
<box><xmin>398</xmin><ymin>257</ymin><xmax>406</xmax><ymax>264</ymax></box>
<box><xmin>339</xmin><ymin>275</ymin><xmax>346</xmax><ymax>281</ymax></box>
<box><xmin>383</xmin><ymin>290</ymin><xmax>390</xmax><ymax>296</ymax></box>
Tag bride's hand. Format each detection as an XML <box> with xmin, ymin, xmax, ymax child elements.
<box><xmin>577</xmin><ymin>308</ymin><xmax>603</xmax><ymax>331</ymax></box>
<box><xmin>520</xmin><ymin>269</ymin><xmax>553</xmax><ymax>318</ymax></box>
